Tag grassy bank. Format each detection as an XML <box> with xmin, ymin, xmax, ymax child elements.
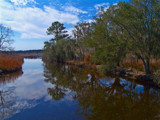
<box><xmin>0</xmin><ymin>54</ymin><xmax>24</xmax><ymax>73</ymax></box>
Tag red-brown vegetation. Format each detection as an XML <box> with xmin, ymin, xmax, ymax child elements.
<box><xmin>0</xmin><ymin>54</ymin><xmax>24</xmax><ymax>71</ymax></box>
<box><xmin>84</xmin><ymin>56</ymin><xmax>91</xmax><ymax>62</ymax></box>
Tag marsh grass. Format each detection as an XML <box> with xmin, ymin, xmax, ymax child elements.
<box><xmin>0</xmin><ymin>54</ymin><xmax>24</xmax><ymax>71</ymax></box>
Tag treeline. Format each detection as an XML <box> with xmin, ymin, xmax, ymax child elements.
<box><xmin>43</xmin><ymin>0</ymin><xmax>160</xmax><ymax>75</ymax></box>
<box><xmin>1</xmin><ymin>49</ymin><xmax>43</xmax><ymax>54</ymax></box>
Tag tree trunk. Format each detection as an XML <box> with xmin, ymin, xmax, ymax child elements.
<box><xmin>141</xmin><ymin>58</ymin><xmax>151</xmax><ymax>75</ymax></box>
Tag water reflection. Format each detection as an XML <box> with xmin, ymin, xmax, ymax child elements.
<box><xmin>0</xmin><ymin>59</ymin><xmax>52</xmax><ymax>120</ymax></box>
<box><xmin>0</xmin><ymin>70</ymin><xmax>23</xmax><ymax>120</ymax></box>
<box><xmin>0</xmin><ymin>59</ymin><xmax>160</xmax><ymax>120</ymax></box>
<box><xmin>43</xmin><ymin>62</ymin><xmax>160</xmax><ymax>120</ymax></box>
<box><xmin>0</xmin><ymin>70</ymin><xmax>23</xmax><ymax>85</ymax></box>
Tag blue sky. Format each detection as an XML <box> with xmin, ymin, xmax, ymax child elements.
<box><xmin>0</xmin><ymin>0</ymin><xmax>121</xmax><ymax>50</ymax></box>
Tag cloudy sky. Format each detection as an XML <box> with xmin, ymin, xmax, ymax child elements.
<box><xmin>0</xmin><ymin>0</ymin><xmax>121</xmax><ymax>50</ymax></box>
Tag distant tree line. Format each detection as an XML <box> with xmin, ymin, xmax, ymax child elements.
<box><xmin>43</xmin><ymin>0</ymin><xmax>160</xmax><ymax>75</ymax></box>
<box><xmin>1</xmin><ymin>50</ymin><xmax>43</xmax><ymax>54</ymax></box>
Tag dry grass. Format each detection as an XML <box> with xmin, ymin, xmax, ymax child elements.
<box><xmin>0</xmin><ymin>54</ymin><xmax>24</xmax><ymax>71</ymax></box>
<box><xmin>121</xmin><ymin>59</ymin><xmax>160</xmax><ymax>72</ymax></box>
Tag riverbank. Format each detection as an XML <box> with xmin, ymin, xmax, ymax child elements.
<box><xmin>65</xmin><ymin>60</ymin><xmax>160</xmax><ymax>88</ymax></box>
<box><xmin>0</xmin><ymin>54</ymin><xmax>24</xmax><ymax>75</ymax></box>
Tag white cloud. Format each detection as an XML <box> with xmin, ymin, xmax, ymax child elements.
<box><xmin>113</xmin><ymin>3</ymin><xmax>118</xmax><ymax>6</ymax></box>
<box><xmin>0</xmin><ymin>0</ymin><xmax>79</xmax><ymax>39</ymax></box>
<box><xmin>94</xmin><ymin>2</ymin><xmax>110</xmax><ymax>10</ymax></box>
<box><xmin>85</xmin><ymin>19</ymin><xmax>95</xmax><ymax>23</ymax></box>
<box><xmin>63</xmin><ymin>6</ymin><xmax>88</xmax><ymax>14</ymax></box>
<box><xmin>10</xmin><ymin>0</ymin><xmax>36</xmax><ymax>6</ymax></box>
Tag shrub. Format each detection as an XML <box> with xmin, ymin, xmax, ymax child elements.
<box><xmin>98</xmin><ymin>64</ymin><xmax>116</xmax><ymax>75</ymax></box>
<box><xmin>153</xmin><ymin>69</ymin><xmax>160</xmax><ymax>86</ymax></box>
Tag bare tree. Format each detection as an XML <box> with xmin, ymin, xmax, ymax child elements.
<box><xmin>0</xmin><ymin>24</ymin><xmax>14</xmax><ymax>51</ymax></box>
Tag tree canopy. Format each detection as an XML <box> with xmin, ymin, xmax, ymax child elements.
<box><xmin>43</xmin><ymin>0</ymin><xmax>160</xmax><ymax>75</ymax></box>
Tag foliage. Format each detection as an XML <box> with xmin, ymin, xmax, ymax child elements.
<box><xmin>108</xmin><ymin>0</ymin><xmax>160</xmax><ymax>74</ymax></box>
<box><xmin>98</xmin><ymin>65</ymin><xmax>116</xmax><ymax>75</ymax></box>
<box><xmin>47</xmin><ymin>21</ymin><xmax>69</xmax><ymax>41</ymax></box>
<box><xmin>153</xmin><ymin>69</ymin><xmax>160</xmax><ymax>86</ymax></box>
<box><xmin>72</xmin><ymin>22</ymin><xmax>92</xmax><ymax>60</ymax></box>
<box><xmin>43</xmin><ymin>21</ymin><xmax>74</xmax><ymax>62</ymax></box>
<box><xmin>86</xmin><ymin>0</ymin><xmax>160</xmax><ymax>74</ymax></box>
<box><xmin>43</xmin><ymin>0</ymin><xmax>160</xmax><ymax>75</ymax></box>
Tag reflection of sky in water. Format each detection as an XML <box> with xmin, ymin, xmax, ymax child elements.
<box><xmin>2</xmin><ymin>59</ymin><xmax>81</xmax><ymax>120</ymax></box>
<box><xmin>0</xmin><ymin>59</ymin><xmax>159</xmax><ymax>120</ymax></box>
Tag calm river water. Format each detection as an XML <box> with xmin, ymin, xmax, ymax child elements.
<box><xmin>0</xmin><ymin>59</ymin><xmax>160</xmax><ymax>120</ymax></box>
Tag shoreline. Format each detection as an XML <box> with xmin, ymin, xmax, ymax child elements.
<box><xmin>0</xmin><ymin>67</ymin><xmax>23</xmax><ymax>75</ymax></box>
<box><xmin>64</xmin><ymin>60</ymin><xmax>160</xmax><ymax>89</ymax></box>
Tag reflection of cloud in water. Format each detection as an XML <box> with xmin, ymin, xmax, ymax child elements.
<box><xmin>4</xmin><ymin>69</ymin><xmax>53</xmax><ymax>101</ymax></box>
<box><xmin>0</xmin><ymin>59</ymin><xmax>54</xmax><ymax>119</ymax></box>
<box><xmin>0</xmin><ymin>99</ymin><xmax>38</xmax><ymax>120</ymax></box>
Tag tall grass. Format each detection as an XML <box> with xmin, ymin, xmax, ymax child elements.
<box><xmin>0</xmin><ymin>54</ymin><xmax>24</xmax><ymax>71</ymax></box>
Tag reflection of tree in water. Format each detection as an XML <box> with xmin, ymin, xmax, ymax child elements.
<box><xmin>48</xmin><ymin>85</ymin><xmax>66</xmax><ymax>100</ymax></box>
<box><xmin>0</xmin><ymin>70</ymin><xmax>23</xmax><ymax>120</ymax></box>
<box><xmin>43</xmin><ymin>63</ymin><xmax>90</xmax><ymax>100</ymax></box>
<box><xmin>76</xmin><ymin>78</ymin><xmax>160</xmax><ymax>120</ymax></box>
<box><xmin>43</xmin><ymin>62</ymin><xmax>160</xmax><ymax>120</ymax></box>
<box><xmin>0</xmin><ymin>87</ymin><xmax>15</xmax><ymax>120</ymax></box>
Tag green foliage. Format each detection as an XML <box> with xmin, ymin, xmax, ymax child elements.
<box><xmin>86</xmin><ymin>0</ymin><xmax>160</xmax><ymax>74</ymax></box>
<box><xmin>47</xmin><ymin>21</ymin><xmax>69</xmax><ymax>41</ymax></box>
<box><xmin>43</xmin><ymin>21</ymin><xmax>73</xmax><ymax>62</ymax></box>
<box><xmin>153</xmin><ymin>69</ymin><xmax>160</xmax><ymax>86</ymax></box>
<box><xmin>43</xmin><ymin>0</ymin><xmax>160</xmax><ymax>75</ymax></box>
<box><xmin>98</xmin><ymin>65</ymin><xmax>116</xmax><ymax>75</ymax></box>
<box><xmin>110</xmin><ymin>0</ymin><xmax>160</xmax><ymax>74</ymax></box>
<box><xmin>72</xmin><ymin>22</ymin><xmax>92</xmax><ymax>60</ymax></box>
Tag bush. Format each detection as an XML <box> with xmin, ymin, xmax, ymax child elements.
<box><xmin>153</xmin><ymin>69</ymin><xmax>160</xmax><ymax>86</ymax></box>
<box><xmin>98</xmin><ymin>64</ymin><xmax>116</xmax><ymax>75</ymax></box>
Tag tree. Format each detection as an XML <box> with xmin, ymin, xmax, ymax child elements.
<box><xmin>0</xmin><ymin>24</ymin><xmax>14</xmax><ymax>51</ymax></box>
<box><xmin>109</xmin><ymin>0</ymin><xmax>160</xmax><ymax>74</ymax></box>
<box><xmin>88</xmin><ymin>0</ymin><xmax>160</xmax><ymax>74</ymax></box>
<box><xmin>72</xmin><ymin>22</ymin><xmax>92</xmax><ymax>60</ymax></box>
<box><xmin>86</xmin><ymin>7</ymin><xmax>129</xmax><ymax>66</ymax></box>
<box><xmin>44</xmin><ymin>21</ymin><xmax>72</xmax><ymax>62</ymax></box>
<box><xmin>46</xmin><ymin>21</ymin><xmax>69</xmax><ymax>42</ymax></box>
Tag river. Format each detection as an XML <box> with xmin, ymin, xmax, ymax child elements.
<box><xmin>0</xmin><ymin>59</ymin><xmax>160</xmax><ymax>120</ymax></box>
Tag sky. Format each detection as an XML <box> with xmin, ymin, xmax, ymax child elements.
<box><xmin>0</xmin><ymin>0</ymin><xmax>121</xmax><ymax>50</ymax></box>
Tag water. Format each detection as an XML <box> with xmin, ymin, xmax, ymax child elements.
<box><xmin>0</xmin><ymin>59</ymin><xmax>160</xmax><ymax>120</ymax></box>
